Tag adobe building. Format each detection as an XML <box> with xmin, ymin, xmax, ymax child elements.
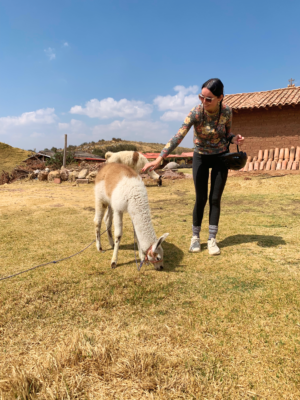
<box><xmin>224</xmin><ymin>84</ymin><xmax>300</xmax><ymax>157</ymax></box>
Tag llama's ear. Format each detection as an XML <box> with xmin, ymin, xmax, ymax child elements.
<box><xmin>153</xmin><ymin>233</ymin><xmax>169</xmax><ymax>252</ymax></box>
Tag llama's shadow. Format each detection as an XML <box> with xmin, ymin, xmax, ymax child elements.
<box><xmin>202</xmin><ymin>234</ymin><xmax>286</xmax><ymax>250</ymax></box>
<box><xmin>115</xmin><ymin>241</ymin><xmax>184</xmax><ymax>272</ymax></box>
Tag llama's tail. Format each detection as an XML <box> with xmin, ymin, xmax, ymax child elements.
<box><xmin>105</xmin><ymin>151</ymin><xmax>113</xmax><ymax>160</ymax></box>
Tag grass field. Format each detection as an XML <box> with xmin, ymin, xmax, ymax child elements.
<box><xmin>0</xmin><ymin>174</ymin><xmax>300</xmax><ymax>399</ymax></box>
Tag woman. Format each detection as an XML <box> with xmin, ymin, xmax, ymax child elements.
<box><xmin>142</xmin><ymin>78</ymin><xmax>244</xmax><ymax>255</ymax></box>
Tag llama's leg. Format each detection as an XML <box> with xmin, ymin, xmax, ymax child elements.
<box><xmin>104</xmin><ymin>206</ymin><xmax>114</xmax><ymax>248</ymax></box>
<box><xmin>147</xmin><ymin>169</ymin><xmax>160</xmax><ymax>180</ymax></box>
<box><xmin>132</xmin><ymin>226</ymin><xmax>144</xmax><ymax>262</ymax></box>
<box><xmin>94</xmin><ymin>202</ymin><xmax>107</xmax><ymax>251</ymax></box>
<box><xmin>111</xmin><ymin>211</ymin><xmax>123</xmax><ymax>268</ymax></box>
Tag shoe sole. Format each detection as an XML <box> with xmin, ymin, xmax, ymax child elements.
<box><xmin>209</xmin><ymin>251</ymin><xmax>220</xmax><ymax>255</ymax></box>
<box><xmin>189</xmin><ymin>249</ymin><xmax>201</xmax><ymax>253</ymax></box>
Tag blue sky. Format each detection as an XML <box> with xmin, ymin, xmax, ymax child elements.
<box><xmin>0</xmin><ymin>0</ymin><xmax>299</xmax><ymax>151</ymax></box>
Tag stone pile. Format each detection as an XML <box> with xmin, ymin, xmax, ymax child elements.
<box><xmin>242</xmin><ymin>146</ymin><xmax>300</xmax><ymax>172</ymax></box>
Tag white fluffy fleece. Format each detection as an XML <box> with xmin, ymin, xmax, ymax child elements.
<box><xmin>95</xmin><ymin>176</ymin><xmax>156</xmax><ymax>252</ymax></box>
<box><xmin>105</xmin><ymin>151</ymin><xmax>160</xmax><ymax>180</ymax></box>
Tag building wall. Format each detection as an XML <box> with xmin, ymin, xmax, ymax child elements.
<box><xmin>229</xmin><ymin>104</ymin><xmax>300</xmax><ymax>157</ymax></box>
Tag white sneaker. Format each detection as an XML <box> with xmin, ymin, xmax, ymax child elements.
<box><xmin>189</xmin><ymin>236</ymin><xmax>201</xmax><ymax>253</ymax></box>
<box><xmin>207</xmin><ymin>238</ymin><xmax>220</xmax><ymax>255</ymax></box>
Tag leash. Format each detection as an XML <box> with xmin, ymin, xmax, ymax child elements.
<box><xmin>0</xmin><ymin>225</ymin><xmax>111</xmax><ymax>282</ymax></box>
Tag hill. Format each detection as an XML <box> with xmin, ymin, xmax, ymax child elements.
<box><xmin>0</xmin><ymin>142</ymin><xmax>31</xmax><ymax>173</ymax></box>
<box><xmin>61</xmin><ymin>139</ymin><xmax>194</xmax><ymax>158</ymax></box>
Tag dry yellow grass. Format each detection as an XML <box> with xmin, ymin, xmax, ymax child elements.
<box><xmin>0</xmin><ymin>174</ymin><xmax>300</xmax><ymax>399</ymax></box>
<box><xmin>0</xmin><ymin>142</ymin><xmax>31</xmax><ymax>174</ymax></box>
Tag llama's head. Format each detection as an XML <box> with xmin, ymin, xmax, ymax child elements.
<box><xmin>147</xmin><ymin>233</ymin><xmax>169</xmax><ymax>270</ymax></box>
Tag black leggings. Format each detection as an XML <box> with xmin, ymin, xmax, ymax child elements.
<box><xmin>192</xmin><ymin>152</ymin><xmax>228</xmax><ymax>227</ymax></box>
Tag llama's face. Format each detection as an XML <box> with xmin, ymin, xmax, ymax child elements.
<box><xmin>148</xmin><ymin>233</ymin><xmax>169</xmax><ymax>271</ymax></box>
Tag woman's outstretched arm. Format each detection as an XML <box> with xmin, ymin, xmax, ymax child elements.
<box><xmin>142</xmin><ymin>107</ymin><xmax>197</xmax><ymax>172</ymax></box>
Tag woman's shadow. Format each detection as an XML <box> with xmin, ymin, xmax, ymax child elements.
<box><xmin>203</xmin><ymin>234</ymin><xmax>286</xmax><ymax>249</ymax></box>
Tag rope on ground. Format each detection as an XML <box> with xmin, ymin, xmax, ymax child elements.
<box><xmin>0</xmin><ymin>226</ymin><xmax>110</xmax><ymax>282</ymax></box>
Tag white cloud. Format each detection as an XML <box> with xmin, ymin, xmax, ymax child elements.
<box><xmin>70</xmin><ymin>98</ymin><xmax>153</xmax><ymax>120</ymax></box>
<box><xmin>92</xmin><ymin>119</ymin><xmax>169</xmax><ymax>141</ymax></box>
<box><xmin>63</xmin><ymin>42</ymin><xmax>69</xmax><ymax>47</ymax></box>
<box><xmin>154</xmin><ymin>85</ymin><xmax>199</xmax><ymax>121</ymax></box>
<box><xmin>44</xmin><ymin>47</ymin><xmax>56</xmax><ymax>60</ymax></box>
<box><xmin>30</xmin><ymin>132</ymin><xmax>44</xmax><ymax>138</ymax></box>
<box><xmin>58</xmin><ymin>119</ymin><xmax>88</xmax><ymax>132</ymax></box>
<box><xmin>0</xmin><ymin>108</ymin><xmax>57</xmax><ymax>134</ymax></box>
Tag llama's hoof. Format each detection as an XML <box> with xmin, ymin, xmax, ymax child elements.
<box><xmin>111</xmin><ymin>262</ymin><xmax>117</xmax><ymax>269</ymax></box>
<box><xmin>155</xmin><ymin>265</ymin><xmax>164</xmax><ymax>271</ymax></box>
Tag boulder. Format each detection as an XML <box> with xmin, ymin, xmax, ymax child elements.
<box><xmin>48</xmin><ymin>171</ymin><xmax>60</xmax><ymax>182</ymax></box>
<box><xmin>68</xmin><ymin>171</ymin><xmax>79</xmax><ymax>182</ymax></box>
<box><xmin>60</xmin><ymin>169</ymin><xmax>69</xmax><ymax>181</ymax></box>
<box><xmin>78</xmin><ymin>169</ymin><xmax>89</xmax><ymax>179</ymax></box>
<box><xmin>87</xmin><ymin>171</ymin><xmax>98</xmax><ymax>182</ymax></box>
<box><xmin>164</xmin><ymin>162</ymin><xmax>180</xmax><ymax>170</ymax></box>
<box><xmin>38</xmin><ymin>171</ymin><xmax>48</xmax><ymax>181</ymax></box>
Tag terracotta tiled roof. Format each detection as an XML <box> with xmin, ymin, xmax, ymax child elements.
<box><xmin>224</xmin><ymin>86</ymin><xmax>300</xmax><ymax>110</ymax></box>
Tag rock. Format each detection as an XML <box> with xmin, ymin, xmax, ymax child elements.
<box><xmin>48</xmin><ymin>170</ymin><xmax>60</xmax><ymax>182</ymax></box>
<box><xmin>276</xmin><ymin>161</ymin><xmax>281</xmax><ymax>170</ymax></box>
<box><xmin>60</xmin><ymin>169</ymin><xmax>69</xmax><ymax>181</ymax></box>
<box><xmin>38</xmin><ymin>172</ymin><xmax>48</xmax><ymax>181</ymax></box>
<box><xmin>78</xmin><ymin>169</ymin><xmax>89</xmax><ymax>179</ymax></box>
<box><xmin>292</xmin><ymin>161</ymin><xmax>299</xmax><ymax>170</ymax></box>
<box><xmin>248</xmin><ymin>162</ymin><xmax>253</xmax><ymax>171</ymax></box>
<box><xmin>68</xmin><ymin>171</ymin><xmax>79</xmax><ymax>182</ymax></box>
<box><xmin>87</xmin><ymin>171</ymin><xmax>98</xmax><ymax>182</ymax></box>
<box><xmin>164</xmin><ymin>162</ymin><xmax>180</xmax><ymax>170</ymax></box>
<box><xmin>263</xmin><ymin>149</ymin><xmax>269</xmax><ymax>160</ymax></box>
<box><xmin>287</xmin><ymin>160</ymin><xmax>293</xmax><ymax>170</ymax></box>
<box><xmin>258</xmin><ymin>150</ymin><xmax>263</xmax><ymax>162</ymax></box>
<box><xmin>273</xmin><ymin>148</ymin><xmax>278</xmax><ymax>161</ymax></box>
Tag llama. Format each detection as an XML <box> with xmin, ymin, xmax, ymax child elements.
<box><xmin>105</xmin><ymin>151</ymin><xmax>162</xmax><ymax>186</ymax></box>
<box><xmin>94</xmin><ymin>162</ymin><xmax>169</xmax><ymax>270</ymax></box>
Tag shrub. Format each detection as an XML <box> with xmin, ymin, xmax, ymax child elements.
<box><xmin>45</xmin><ymin>151</ymin><xmax>76</xmax><ymax>168</ymax></box>
<box><xmin>105</xmin><ymin>143</ymin><xmax>137</xmax><ymax>152</ymax></box>
<box><xmin>92</xmin><ymin>148</ymin><xmax>105</xmax><ymax>158</ymax></box>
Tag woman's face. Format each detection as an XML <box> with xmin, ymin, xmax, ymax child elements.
<box><xmin>199</xmin><ymin>87</ymin><xmax>223</xmax><ymax>112</ymax></box>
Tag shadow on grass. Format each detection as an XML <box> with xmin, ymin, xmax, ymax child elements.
<box><xmin>216</xmin><ymin>234</ymin><xmax>286</xmax><ymax>249</ymax></box>
<box><xmin>116</xmin><ymin>241</ymin><xmax>184</xmax><ymax>272</ymax></box>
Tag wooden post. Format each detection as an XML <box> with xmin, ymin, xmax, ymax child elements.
<box><xmin>63</xmin><ymin>134</ymin><xmax>67</xmax><ymax>168</ymax></box>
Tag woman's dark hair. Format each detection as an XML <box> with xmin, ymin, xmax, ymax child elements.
<box><xmin>201</xmin><ymin>78</ymin><xmax>224</xmax><ymax>125</ymax></box>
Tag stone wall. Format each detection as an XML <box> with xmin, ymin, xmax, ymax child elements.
<box><xmin>229</xmin><ymin>104</ymin><xmax>300</xmax><ymax>157</ymax></box>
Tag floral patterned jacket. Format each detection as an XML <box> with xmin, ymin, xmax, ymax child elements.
<box><xmin>160</xmin><ymin>104</ymin><xmax>235</xmax><ymax>157</ymax></box>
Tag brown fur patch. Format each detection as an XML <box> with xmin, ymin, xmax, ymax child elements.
<box><xmin>132</xmin><ymin>151</ymin><xmax>139</xmax><ymax>166</ymax></box>
<box><xmin>95</xmin><ymin>163</ymin><xmax>138</xmax><ymax>197</ymax></box>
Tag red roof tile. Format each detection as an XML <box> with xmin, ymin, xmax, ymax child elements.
<box><xmin>224</xmin><ymin>86</ymin><xmax>300</xmax><ymax>110</ymax></box>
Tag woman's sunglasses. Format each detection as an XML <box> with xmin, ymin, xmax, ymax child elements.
<box><xmin>198</xmin><ymin>94</ymin><xmax>216</xmax><ymax>104</ymax></box>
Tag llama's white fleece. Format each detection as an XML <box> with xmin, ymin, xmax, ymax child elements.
<box><xmin>105</xmin><ymin>151</ymin><xmax>160</xmax><ymax>180</ymax></box>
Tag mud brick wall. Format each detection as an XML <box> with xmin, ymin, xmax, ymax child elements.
<box><xmin>229</xmin><ymin>104</ymin><xmax>300</xmax><ymax>157</ymax></box>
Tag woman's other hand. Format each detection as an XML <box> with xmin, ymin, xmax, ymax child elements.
<box><xmin>232</xmin><ymin>134</ymin><xmax>244</xmax><ymax>145</ymax></box>
<box><xmin>142</xmin><ymin>156</ymin><xmax>163</xmax><ymax>172</ymax></box>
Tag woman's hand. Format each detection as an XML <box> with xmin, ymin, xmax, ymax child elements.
<box><xmin>142</xmin><ymin>156</ymin><xmax>163</xmax><ymax>172</ymax></box>
<box><xmin>232</xmin><ymin>134</ymin><xmax>244</xmax><ymax>145</ymax></box>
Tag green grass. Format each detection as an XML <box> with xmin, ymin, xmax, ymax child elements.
<box><xmin>0</xmin><ymin>175</ymin><xmax>300</xmax><ymax>398</ymax></box>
